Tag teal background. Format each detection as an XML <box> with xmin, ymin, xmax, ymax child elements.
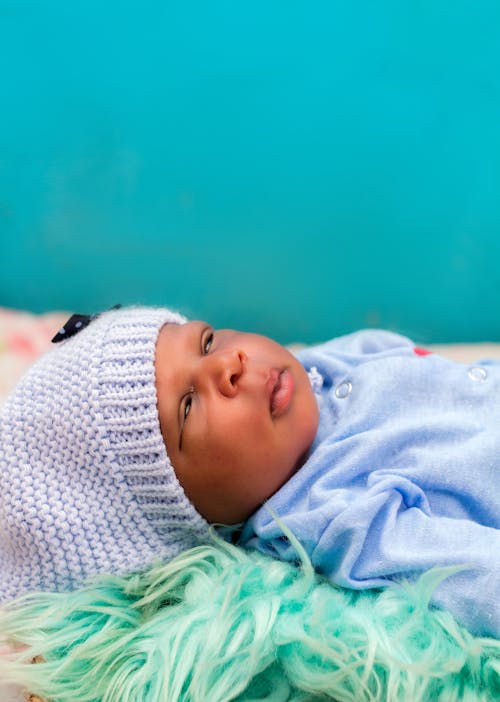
<box><xmin>1</xmin><ymin>1</ymin><xmax>499</xmax><ymax>344</ymax></box>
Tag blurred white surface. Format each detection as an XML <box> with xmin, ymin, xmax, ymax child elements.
<box><xmin>0</xmin><ymin>682</ymin><xmax>24</xmax><ymax>701</ymax></box>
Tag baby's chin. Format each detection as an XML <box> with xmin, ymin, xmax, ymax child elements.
<box><xmin>291</xmin><ymin>441</ymin><xmax>315</xmax><ymax>478</ymax></box>
<box><xmin>295</xmin><ymin>365</ymin><xmax>320</xmax><ymax>441</ymax></box>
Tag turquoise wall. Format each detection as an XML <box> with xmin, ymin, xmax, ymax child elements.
<box><xmin>1</xmin><ymin>1</ymin><xmax>499</xmax><ymax>344</ymax></box>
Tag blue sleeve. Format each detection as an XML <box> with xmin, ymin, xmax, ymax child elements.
<box><xmin>243</xmin><ymin>471</ymin><xmax>500</xmax><ymax>639</ymax></box>
<box><xmin>311</xmin><ymin>483</ymin><xmax>500</xmax><ymax>639</ymax></box>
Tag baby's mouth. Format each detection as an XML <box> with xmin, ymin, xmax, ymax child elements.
<box><xmin>269</xmin><ymin>368</ymin><xmax>294</xmax><ymax>418</ymax></box>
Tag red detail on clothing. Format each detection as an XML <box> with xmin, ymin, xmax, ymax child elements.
<box><xmin>414</xmin><ymin>346</ymin><xmax>432</xmax><ymax>356</ymax></box>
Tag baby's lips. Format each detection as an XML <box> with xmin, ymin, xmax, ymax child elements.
<box><xmin>269</xmin><ymin>369</ymin><xmax>294</xmax><ymax>417</ymax></box>
<box><xmin>267</xmin><ymin>368</ymin><xmax>281</xmax><ymax>408</ymax></box>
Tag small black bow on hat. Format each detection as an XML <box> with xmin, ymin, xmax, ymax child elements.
<box><xmin>51</xmin><ymin>304</ymin><xmax>122</xmax><ymax>343</ymax></box>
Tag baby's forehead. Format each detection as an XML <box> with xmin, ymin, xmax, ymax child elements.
<box><xmin>156</xmin><ymin>320</ymin><xmax>280</xmax><ymax>365</ymax></box>
<box><xmin>155</xmin><ymin>320</ymin><xmax>207</xmax><ymax>369</ymax></box>
<box><xmin>159</xmin><ymin>318</ymin><xmax>209</xmax><ymax>341</ymax></box>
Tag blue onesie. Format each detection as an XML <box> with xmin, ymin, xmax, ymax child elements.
<box><xmin>240</xmin><ymin>330</ymin><xmax>500</xmax><ymax>639</ymax></box>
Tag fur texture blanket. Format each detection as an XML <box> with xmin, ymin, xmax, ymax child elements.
<box><xmin>0</xmin><ymin>536</ymin><xmax>499</xmax><ymax>702</ymax></box>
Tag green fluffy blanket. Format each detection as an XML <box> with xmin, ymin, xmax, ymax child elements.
<box><xmin>0</xmin><ymin>537</ymin><xmax>498</xmax><ymax>701</ymax></box>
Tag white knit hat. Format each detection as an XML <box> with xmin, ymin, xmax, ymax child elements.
<box><xmin>0</xmin><ymin>306</ymin><xmax>209</xmax><ymax>602</ymax></box>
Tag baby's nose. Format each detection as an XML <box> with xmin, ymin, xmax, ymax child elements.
<box><xmin>210</xmin><ymin>349</ymin><xmax>247</xmax><ymax>397</ymax></box>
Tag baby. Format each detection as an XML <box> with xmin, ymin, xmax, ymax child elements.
<box><xmin>0</xmin><ymin>306</ymin><xmax>316</xmax><ymax>600</ymax></box>
<box><xmin>0</xmin><ymin>306</ymin><xmax>498</xmax><ymax>639</ymax></box>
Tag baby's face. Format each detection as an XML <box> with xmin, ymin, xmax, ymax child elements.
<box><xmin>155</xmin><ymin>321</ymin><xmax>319</xmax><ymax>524</ymax></box>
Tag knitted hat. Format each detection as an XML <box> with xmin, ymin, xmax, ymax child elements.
<box><xmin>0</xmin><ymin>306</ymin><xmax>210</xmax><ymax>602</ymax></box>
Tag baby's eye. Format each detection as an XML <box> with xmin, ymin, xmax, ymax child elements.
<box><xmin>183</xmin><ymin>396</ymin><xmax>192</xmax><ymax>420</ymax></box>
<box><xmin>202</xmin><ymin>331</ymin><xmax>214</xmax><ymax>354</ymax></box>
